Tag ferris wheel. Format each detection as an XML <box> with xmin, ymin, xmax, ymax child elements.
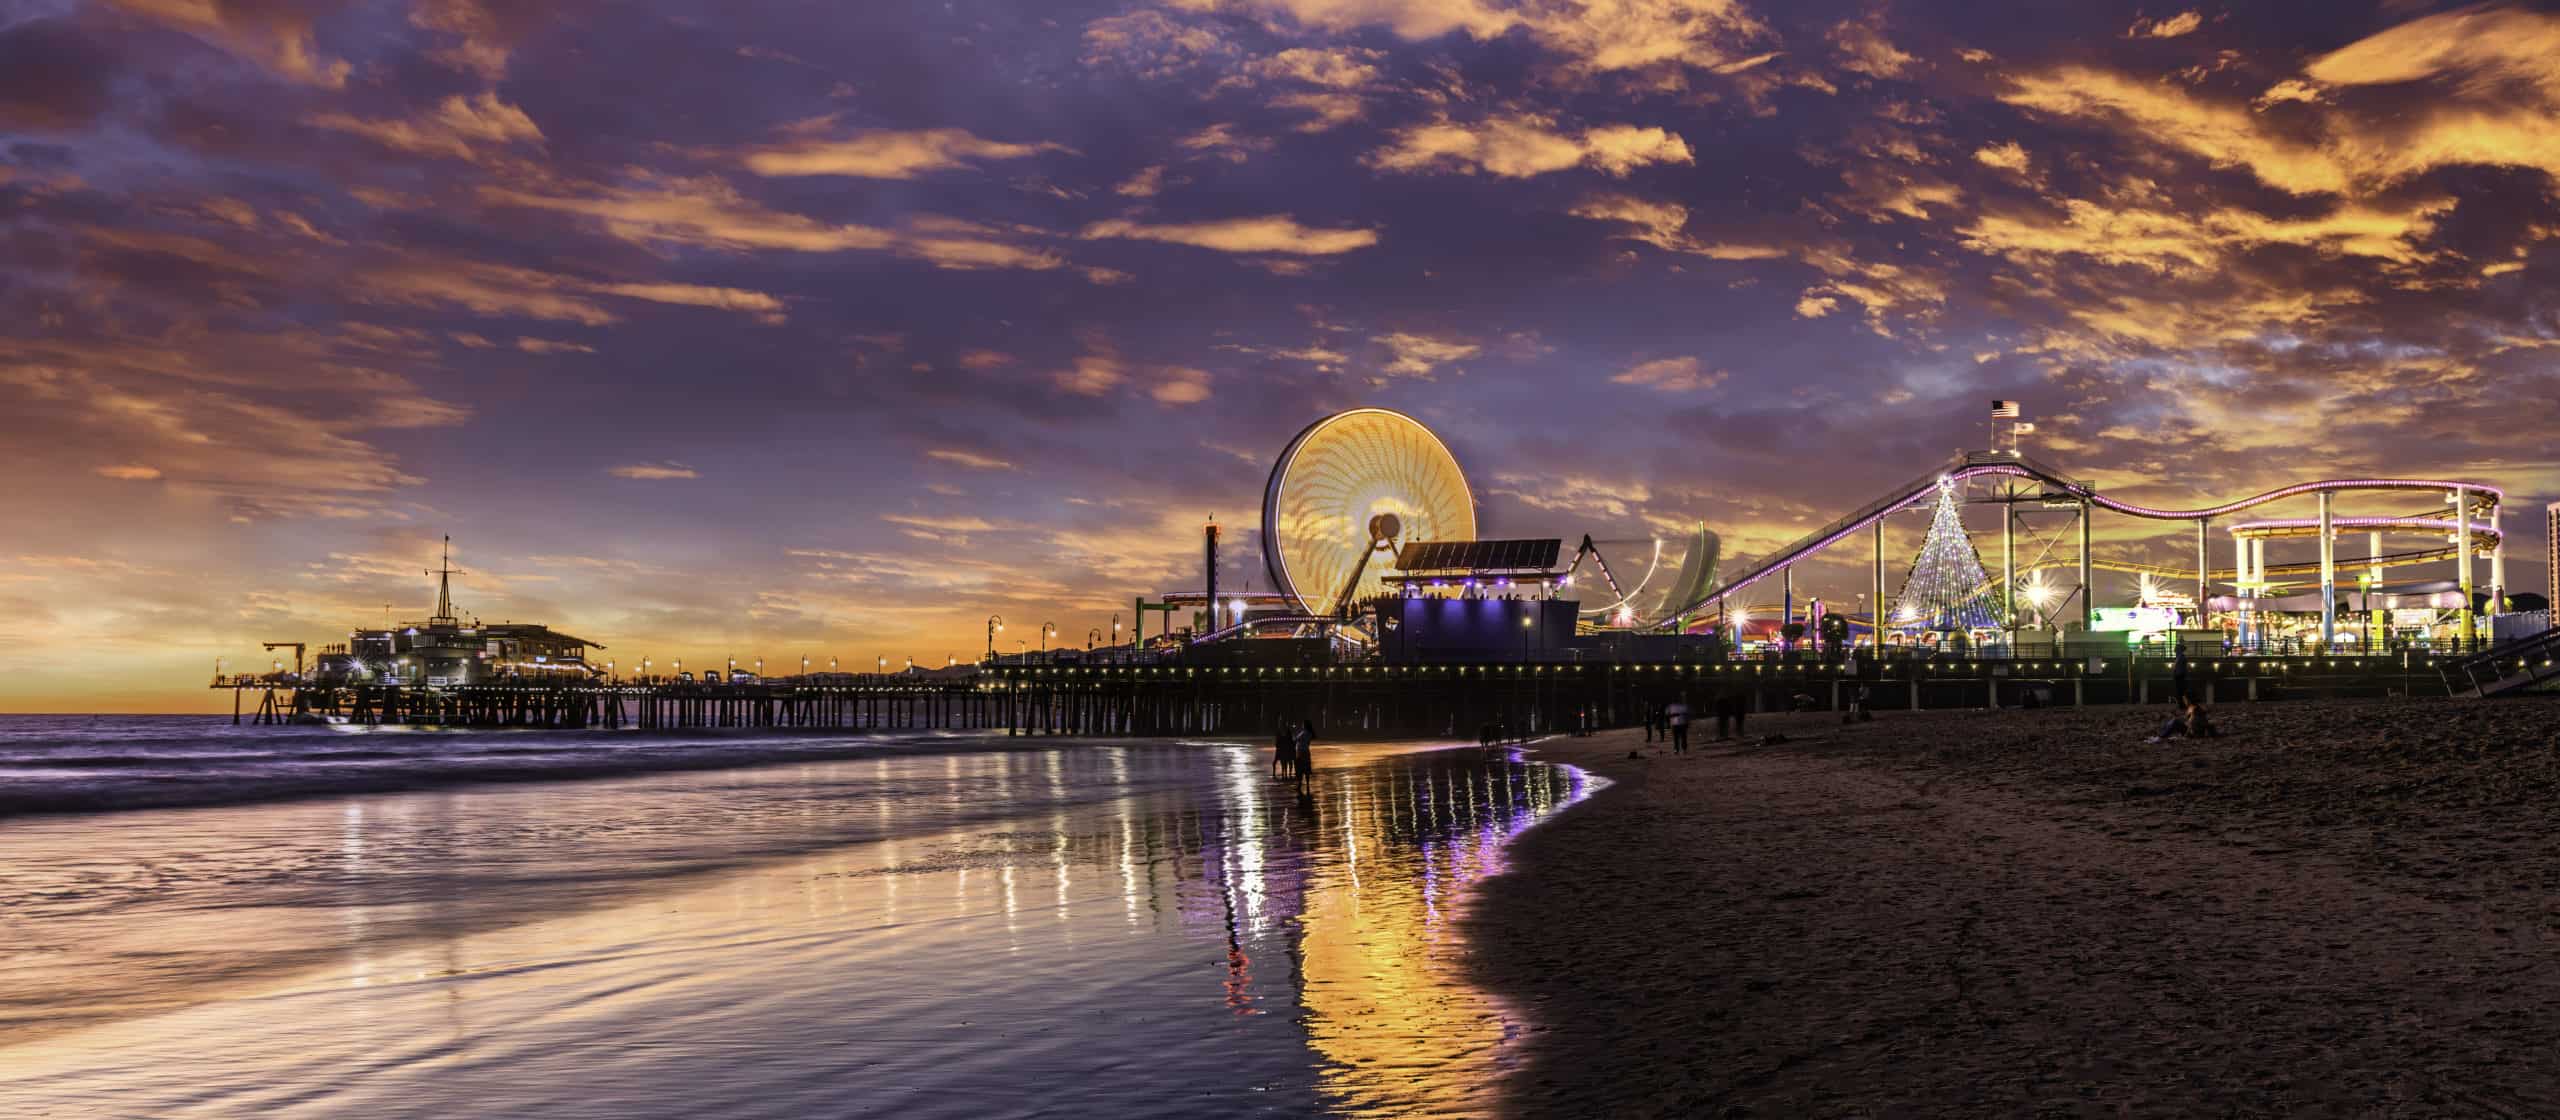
<box><xmin>1262</xmin><ymin>408</ymin><xmax>1476</xmax><ymax>617</ymax></box>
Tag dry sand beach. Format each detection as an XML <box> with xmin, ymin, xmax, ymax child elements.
<box><xmin>1470</xmin><ymin>696</ymin><xmax>2560</xmax><ymax>1117</ymax></box>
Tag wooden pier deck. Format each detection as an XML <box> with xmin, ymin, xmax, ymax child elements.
<box><xmin>214</xmin><ymin>651</ymin><xmax>2469</xmax><ymax>735</ymax></box>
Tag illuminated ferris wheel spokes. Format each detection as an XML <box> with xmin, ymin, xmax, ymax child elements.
<box><xmin>1262</xmin><ymin>409</ymin><xmax>1476</xmax><ymax>617</ymax></box>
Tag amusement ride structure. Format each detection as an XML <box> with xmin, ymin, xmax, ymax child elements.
<box><xmin>1127</xmin><ymin>405</ymin><xmax>2517</xmax><ymax>661</ymax></box>
<box><xmin>1246</xmin><ymin>407</ymin><xmax>1716</xmax><ymax>653</ymax></box>
<box><xmin>1262</xmin><ymin>407</ymin><xmax>1478</xmax><ymax>621</ymax></box>
<box><xmin>1648</xmin><ymin>449</ymin><xmax>2509</xmax><ymax>651</ymax></box>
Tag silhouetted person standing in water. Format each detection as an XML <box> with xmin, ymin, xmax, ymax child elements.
<box><xmin>1293</xmin><ymin>721</ymin><xmax>1315</xmax><ymax>787</ymax></box>
<box><xmin>1272</xmin><ymin>725</ymin><xmax>1294</xmax><ymax>778</ymax></box>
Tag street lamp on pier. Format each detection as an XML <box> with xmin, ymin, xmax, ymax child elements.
<box><xmin>1088</xmin><ymin>628</ymin><xmax>1101</xmax><ymax>651</ymax></box>
<box><xmin>986</xmin><ymin>615</ymin><xmax>1005</xmax><ymax>660</ymax></box>
<box><xmin>1111</xmin><ymin>612</ymin><xmax>1122</xmax><ymax>648</ymax></box>
<box><xmin>1041</xmin><ymin>621</ymin><xmax>1056</xmax><ymax>651</ymax></box>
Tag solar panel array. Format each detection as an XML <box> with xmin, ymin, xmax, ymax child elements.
<box><xmin>1392</xmin><ymin>538</ymin><xmax>1563</xmax><ymax>573</ymax></box>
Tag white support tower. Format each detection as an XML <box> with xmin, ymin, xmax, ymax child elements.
<box><xmin>2456</xmin><ymin>485</ymin><xmax>2474</xmax><ymax>646</ymax></box>
<box><xmin>2318</xmin><ymin>492</ymin><xmax>2336</xmax><ymax>648</ymax></box>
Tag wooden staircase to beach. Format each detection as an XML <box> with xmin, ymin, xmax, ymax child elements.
<box><xmin>2444</xmin><ymin>626</ymin><xmax>2560</xmax><ymax>698</ymax></box>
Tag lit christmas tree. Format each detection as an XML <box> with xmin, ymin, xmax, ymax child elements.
<box><xmin>1891</xmin><ymin>478</ymin><xmax>2004</xmax><ymax>632</ymax></box>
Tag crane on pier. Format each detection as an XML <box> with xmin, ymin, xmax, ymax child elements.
<box><xmin>261</xmin><ymin>642</ymin><xmax>307</xmax><ymax>676</ymax></box>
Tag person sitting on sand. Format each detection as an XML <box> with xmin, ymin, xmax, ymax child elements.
<box><xmin>2184</xmin><ymin>700</ymin><xmax>2220</xmax><ymax>739</ymax></box>
<box><xmin>2148</xmin><ymin>698</ymin><xmax>2215</xmax><ymax>744</ymax></box>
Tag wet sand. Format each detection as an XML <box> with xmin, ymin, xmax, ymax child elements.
<box><xmin>1</xmin><ymin>737</ymin><xmax>1592</xmax><ymax>1118</ymax></box>
<box><xmin>1472</xmin><ymin>697</ymin><xmax>2560</xmax><ymax>1116</ymax></box>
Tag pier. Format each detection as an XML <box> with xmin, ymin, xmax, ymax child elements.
<box><xmin>215</xmin><ymin>649</ymin><xmax>2486</xmax><ymax>733</ymax></box>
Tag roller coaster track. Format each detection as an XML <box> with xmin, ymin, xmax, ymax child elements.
<box><xmin>1652</xmin><ymin>450</ymin><xmax>2505</xmax><ymax>628</ymax></box>
<box><xmin>2027</xmin><ymin>547</ymin><xmax>2466</xmax><ymax>583</ymax></box>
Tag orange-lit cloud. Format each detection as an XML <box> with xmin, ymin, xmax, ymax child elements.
<box><xmin>744</xmin><ymin>126</ymin><xmax>1068</xmax><ymax>179</ymax></box>
<box><xmin>1080</xmin><ymin>215</ymin><xmax>1380</xmax><ymax>254</ymax></box>
<box><xmin>1369</xmin><ymin>114</ymin><xmax>1694</xmax><ymax>177</ymax></box>
<box><xmin>1960</xmin><ymin>196</ymin><xmax>2452</xmax><ymax>273</ymax></box>
<box><xmin>307</xmin><ymin>94</ymin><xmax>544</xmax><ymax>160</ymax></box>
<box><xmin>485</xmin><ymin>177</ymin><xmax>1071</xmax><ymax>273</ymax></box>
<box><xmin>2002</xmin><ymin>66</ymin><xmax>2351</xmax><ymax>195</ymax></box>
<box><xmin>1972</xmin><ymin>141</ymin><xmax>2030</xmax><ymax>173</ymax></box>
<box><xmin>1152</xmin><ymin>366</ymin><xmax>1215</xmax><ymax>404</ymax></box>
<box><xmin>927</xmin><ymin>449</ymin><xmax>1017</xmax><ymax>470</ymax></box>
<box><xmin>1569</xmin><ymin>194</ymin><xmax>1788</xmax><ymax>259</ymax></box>
<box><xmin>2125</xmin><ymin>11</ymin><xmax>2202</xmax><ymax>39</ymax></box>
<box><xmin>101</xmin><ymin>0</ymin><xmax>350</xmax><ymax>85</ymax></box>
<box><xmin>1373</xmin><ymin>331</ymin><xmax>1479</xmax><ymax>378</ymax></box>
<box><xmin>1611</xmin><ymin>355</ymin><xmax>1724</xmax><ymax>392</ymax></box>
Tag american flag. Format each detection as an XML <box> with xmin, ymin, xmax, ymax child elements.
<box><xmin>2012</xmin><ymin>422</ymin><xmax>2036</xmax><ymax>434</ymax></box>
<box><xmin>1990</xmin><ymin>400</ymin><xmax>2021</xmax><ymax>418</ymax></box>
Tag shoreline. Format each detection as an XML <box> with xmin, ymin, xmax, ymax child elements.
<box><xmin>1469</xmin><ymin>697</ymin><xmax>2560</xmax><ymax>1115</ymax></box>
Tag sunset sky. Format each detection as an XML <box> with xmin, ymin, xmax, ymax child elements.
<box><xmin>4</xmin><ymin>0</ymin><xmax>2557</xmax><ymax>711</ymax></box>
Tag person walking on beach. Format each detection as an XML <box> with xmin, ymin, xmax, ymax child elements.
<box><xmin>1293</xmin><ymin>721</ymin><xmax>1315</xmax><ymax>786</ymax></box>
<box><xmin>1666</xmin><ymin>697</ymin><xmax>1691</xmax><ymax>754</ymax></box>
<box><xmin>1273</xmin><ymin>724</ymin><xmax>1294</xmax><ymax>778</ymax></box>
<box><xmin>2173</xmin><ymin>646</ymin><xmax>2192</xmax><ymax>704</ymax></box>
<box><xmin>1643</xmin><ymin>700</ymin><xmax>1659</xmax><ymax>743</ymax></box>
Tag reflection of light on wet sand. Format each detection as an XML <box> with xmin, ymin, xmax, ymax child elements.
<box><xmin>0</xmin><ymin>740</ymin><xmax>1591</xmax><ymax>1118</ymax></box>
<box><xmin>1262</xmin><ymin>746</ymin><xmax>1591</xmax><ymax>1117</ymax></box>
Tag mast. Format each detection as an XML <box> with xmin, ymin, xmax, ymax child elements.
<box><xmin>427</xmin><ymin>535</ymin><xmax>464</xmax><ymax>626</ymax></box>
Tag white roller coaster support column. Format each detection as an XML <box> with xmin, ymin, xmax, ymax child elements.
<box><xmin>2456</xmin><ymin>485</ymin><xmax>2475</xmax><ymax>647</ymax></box>
<box><xmin>2489</xmin><ymin>500</ymin><xmax>2504</xmax><ymax>622</ymax></box>
<box><xmin>2233</xmin><ymin>527</ymin><xmax>2250</xmax><ymax>646</ymax></box>
<box><xmin>2195</xmin><ymin>519</ymin><xmax>2208</xmax><ymax>619</ymax></box>
<box><xmin>2319</xmin><ymin>492</ymin><xmax>2336</xmax><ymax>649</ymax></box>
<box><xmin>2078</xmin><ymin>497</ymin><xmax>2093</xmax><ymax>633</ymax></box>
<box><xmin>1872</xmin><ymin>518</ymin><xmax>1886</xmax><ymax>650</ymax></box>
<box><xmin>2251</xmin><ymin>537</ymin><xmax>2264</xmax><ymax>594</ymax></box>
<box><xmin>2369</xmin><ymin>530</ymin><xmax>2385</xmax><ymax>647</ymax></box>
<box><xmin>1782</xmin><ymin>567</ymin><xmax>1793</xmax><ymax>647</ymax></box>
<box><xmin>2003</xmin><ymin>495</ymin><xmax>2016</xmax><ymax>639</ymax></box>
